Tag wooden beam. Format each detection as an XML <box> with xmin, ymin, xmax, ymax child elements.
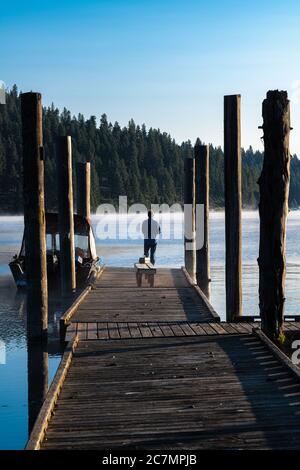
<box><xmin>76</xmin><ymin>162</ymin><xmax>91</xmax><ymax>222</ymax></box>
<box><xmin>57</xmin><ymin>136</ymin><xmax>76</xmax><ymax>296</ymax></box>
<box><xmin>25</xmin><ymin>335</ymin><xmax>79</xmax><ymax>450</ymax></box>
<box><xmin>224</xmin><ymin>94</ymin><xmax>242</xmax><ymax>321</ymax></box>
<box><xmin>181</xmin><ymin>267</ymin><xmax>220</xmax><ymax>321</ymax></box>
<box><xmin>254</xmin><ymin>328</ymin><xmax>300</xmax><ymax>381</ymax></box>
<box><xmin>27</xmin><ymin>341</ymin><xmax>48</xmax><ymax>434</ymax></box>
<box><xmin>195</xmin><ymin>143</ymin><xmax>210</xmax><ymax>299</ymax></box>
<box><xmin>184</xmin><ymin>156</ymin><xmax>196</xmax><ymax>281</ymax></box>
<box><xmin>258</xmin><ymin>90</ymin><xmax>291</xmax><ymax>340</ymax></box>
<box><xmin>59</xmin><ymin>265</ymin><xmax>106</xmax><ymax>338</ymax></box>
<box><xmin>21</xmin><ymin>92</ymin><xmax>48</xmax><ymax>339</ymax></box>
<box><xmin>60</xmin><ymin>285</ymin><xmax>91</xmax><ymax>336</ymax></box>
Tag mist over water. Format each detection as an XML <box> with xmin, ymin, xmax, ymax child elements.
<box><xmin>1</xmin><ymin>211</ymin><xmax>300</xmax><ymax>448</ymax></box>
<box><xmin>90</xmin><ymin>211</ymin><xmax>300</xmax><ymax>319</ymax></box>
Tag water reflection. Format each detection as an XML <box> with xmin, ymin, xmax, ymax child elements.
<box><xmin>0</xmin><ymin>277</ymin><xmax>64</xmax><ymax>449</ymax></box>
<box><xmin>26</xmin><ymin>333</ymin><xmax>65</xmax><ymax>436</ymax></box>
<box><xmin>27</xmin><ymin>339</ymin><xmax>48</xmax><ymax>434</ymax></box>
<box><xmin>26</xmin><ymin>289</ymin><xmax>68</xmax><ymax>433</ymax></box>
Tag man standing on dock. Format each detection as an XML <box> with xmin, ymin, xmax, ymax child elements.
<box><xmin>142</xmin><ymin>210</ymin><xmax>161</xmax><ymax>265</ymax></box>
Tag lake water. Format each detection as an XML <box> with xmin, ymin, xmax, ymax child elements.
<box><xmin>1</xmin><ymin>211</ymin><xmax>300</xmax><ymax>449</ymax></box>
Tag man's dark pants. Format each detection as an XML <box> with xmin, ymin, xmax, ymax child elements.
<box><xmin>144</xmin><ymin>239</ymin><xmax>157</xmax><ymax>265</ymax></box>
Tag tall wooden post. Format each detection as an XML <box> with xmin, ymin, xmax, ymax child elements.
<box><xmin>184</xmin><ymin>156</ymin><xmax>196</xmax><ymax>280</ymax></box>
<box><xmin>258</xmin><ymin>90</ymin><xmax>291</xmax><ymax>341</ymax></box>
<box><xmin>21</xmin><ymin>92</ymin><xmax>48</xmax><ymax>339</ymax></box>
<box><xmin>195</xmin><ymin>143</ymin><xmax>210</xmax><ymax>299</ymax></box>
<box><xmin>76</xmin><ymin>162</ymin><xmax>91</xmax><ymax>222</ymax></box>
<box><xmin>57</xmin><ymin>136</ymin><xmax>76</xmax><ymax>296</ymax></box>
<box><xmin>224</xmin><ymin>94</ymin><xmax>242</xmax><ymax>321</ymax></box>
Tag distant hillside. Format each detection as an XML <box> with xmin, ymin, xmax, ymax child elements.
<box><xmin>0</xmin><ymin>85</ymin><xmax>300</xmax><ymax>214</ymax></box>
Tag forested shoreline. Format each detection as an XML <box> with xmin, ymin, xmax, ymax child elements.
<box><xmin>1</xmin><ymin>85</ymin><xmax>300</xmax><ymax>214</ymax></box>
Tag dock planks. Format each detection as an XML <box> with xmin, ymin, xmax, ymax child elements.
<box><xmin>67</xmin><ymin>321</ymin><xmax>300</xmax><ymax>341</ymax></box>
<box><xmin>70</xmin><ymin>321</ymin><xmax>258</xmax><ymax>340</ymax></box>
<box><xmin>27</xmin><ymin>267</ymin><xmax>300</xmax><ymax>450</ymax></box>
<box><xmin>40</xmin><ymin>334</ymin><xmax>300</xmax><ymax>450</ymax></box>
<box><xmin>70</xmin><ymin>267</ymin><xmax>219</xmax><ymax>324</ymax></box>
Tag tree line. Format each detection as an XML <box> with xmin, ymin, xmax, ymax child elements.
<box><xmin>1</xmin><ymin>85</ymin><xmax>300</xmax><ymax>214</ymax></box>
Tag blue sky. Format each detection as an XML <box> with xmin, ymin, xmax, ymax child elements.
<box><xmin>1</xmin><ymin>0</ymin><xmax>300</xmax><ymax>153</ymax></box>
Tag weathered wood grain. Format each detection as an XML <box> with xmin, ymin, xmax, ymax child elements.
<box><xmin>76</xmin><ymin>162</ymin><xmax>91</xmax><ymax>222</ymax></box>
<box><xmin>39</xmin><ymin>335</ymin><xmax>300</xmax><ymax>450</ymax></box>
<box><xmin>182</xmin><ymin>267</ymin><xmax>220</xmax><ymax>321</ymax></box>
<box><xmin>70</xmin><ymin>268</ymin><xmax>219</xmax><ymax>324</ymax></box>
<box><xmin>21</xmin><ymin>92</ymin><xmax>48</xmax><ymax>339</ymax></box>
<box><xmin>224</xmin><ymin>94</ymin><xmax>242</xmax><ymax>321</ymax></box>
<box><xmin>65</xmin><ymin>320</ymin><xmax>300</xmax><ymax>341</ymax></box>
<box><xmin>56</xmin><ymin>135</ymin><xmax>76</xmax><ymax>296</ymax></box>
<box><xmin>184</xmin><ymin>157</ymin><xmax>196</xmax><ymax>281</ymax></box>
<box><xmin>26</xmin><ymin>335</ymin><xmax>79</xmax><ymax>450</ymax></box>
<box><xmin>258</xmin><ymin>90</ymin><xmax>291</xmax><ymax>340</ymax></box>
<box><xmin>195</xmin><ymin>143</ymin><xmax>210</xmax><ymax>299</ymax></box>
<box><xmin>34</xmin><ymin>265</ymin><xmax>300</xmax><ymax>451</ymax></box>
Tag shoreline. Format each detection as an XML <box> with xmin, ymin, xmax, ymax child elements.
<box><xmin>0</xmin><ymin>209</ymin><xmax>261</xmax><ymax>217</ymax></box>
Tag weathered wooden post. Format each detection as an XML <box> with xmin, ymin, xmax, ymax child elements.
<box><xmin>57</xmin><ymin>136</ymin><xmax>76</xmax><ymax>296</ymax></box>
<box><xmin>184</xmin><ymin>156</ymin><xmax>196</xmax><ymax>280</ymax></box>
<box><xmin>76</xmin><ymin>162</ymin><xmax>91</xmax><ymax>222</ymax></box>
<box><xmin>21</xmin><ymin>92</ymin><xmax>48</xmax><ymax>339</ymax></box>
<box><xmin>258</xmin><ymin>90</ymin><xmax>291</xmax><ymax>340</ymax></box>
<box><xmin>224</xmin><ymin>94</ymin><xmax>242</xmax><ymax>321</ymax></box>
<box><xmin>195</xmin><ymin>143</ymin><xmax>210</xmax><ymax>299</ymax></box>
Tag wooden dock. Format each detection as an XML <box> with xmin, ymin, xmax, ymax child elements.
<box><xmin>27</xmin><ymin>267</ymin><xmax>300</xmax><ymax>450</ymax></box>
<box><xmin>67</xmin><ymin>267</ymin><xmax>219</xmax><ymax>324</ymax></box>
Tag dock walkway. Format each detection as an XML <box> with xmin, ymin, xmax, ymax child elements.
<box><xmin>69</xmin><ymin>267</ymin><xmax>219</xmax><ymax>324</ymax></box>
<box><xmin>27</xmin><ymin>267</ymin><xmax>300</xmax><ymax>450</ymax></box>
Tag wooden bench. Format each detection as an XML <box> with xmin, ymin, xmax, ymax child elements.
<box><xmin>134</xmin><ymin>258</ymin><xmax>156</xmax><ymax>287</ymax></box>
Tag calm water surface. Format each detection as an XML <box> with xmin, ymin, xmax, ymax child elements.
<box><xmin>1</xmin><ymin>211</ymin><xmax>300</xmax><ymax>449</ymax></box>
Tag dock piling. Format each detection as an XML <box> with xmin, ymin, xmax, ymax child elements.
<box><xmin>258</xmin><ymin>90</ymin><xmax>291</xmax><ymax>340</ymax></box>
<box><xmin>224</xmin><ymin>94</ymin><xmax>243</xmax><ymax>321</ymax></box>
<box><xmin>76</xmin><ymin>162</ymin><xmax>91</xmax><ymax>222</ymax></box>
<box><xmin>21</xmin><ymin>92</ymin><xmax>48</xmax><ymax>339</ymax></box>
<box><xmin>57</xmin><ymin>136</ymin><xmax>76</xmax><ymax>296</ymax></box>
<box><xmin>184</xmin><ymin>156</ymin><xmax>196</xmax><ymax>281</ymax></box>
<box><xmin>195</xmin><ymin>143</ymin><xmax>210</xmax><ymax>299</ymax></box>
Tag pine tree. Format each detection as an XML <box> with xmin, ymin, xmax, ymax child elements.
<box><xmin>1</xmin><ymin>85</ymin><xmax>300</xmax><ymax>214</ymax></box>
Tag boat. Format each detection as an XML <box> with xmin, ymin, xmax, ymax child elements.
<box><xmin>9</xmin><ymin>213</ymin><xmax>101</xmax><ymax>289</ymax></box>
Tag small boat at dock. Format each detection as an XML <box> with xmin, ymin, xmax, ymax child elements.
<box><xmin>9</xmin><ymin>213</ymin><xmax>101</xmax><ymax>289</ymax></box>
